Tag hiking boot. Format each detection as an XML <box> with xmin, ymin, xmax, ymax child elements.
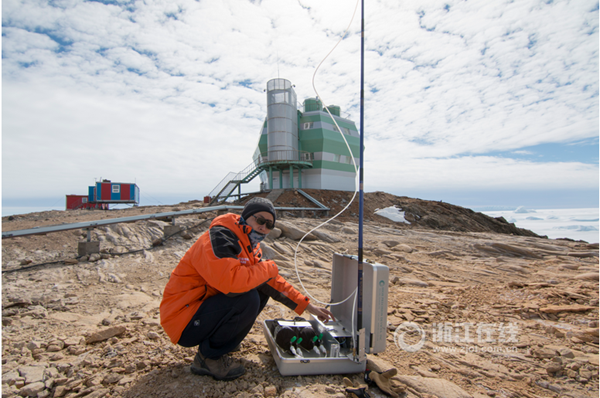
<box><xmin>191</xmin><ymin>352</ymin><xmax>245</xmax><ymax>381</ymax></box>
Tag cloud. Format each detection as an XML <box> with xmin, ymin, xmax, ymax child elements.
<box><xmin>365</xmin><ymin>151</ymin><xmax>599</xmax><ymax>193</ymax></box>
<box><xmin>2</xmin><ymin>79</ymin><xmax>258</xmax><ymax>199</ymax></box>
<box><xmin>2</xmin><ymin>0</ymin><xmax>598</xmax><ymax>207</ymax></box>
<box><xmin>367</xmin><ymin>1</ymin><xmax>598</xmax><ymax>151</ymax></box>
<box><xmin>511</xmin><ymin>150</ymin><xmax>534</xmax><ymax>155</ymax></box>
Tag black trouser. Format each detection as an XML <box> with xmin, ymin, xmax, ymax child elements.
<box><xmin>178</xmin><ymin>289</ymin><xmax>269</xmax><ymax>359</ymax></box>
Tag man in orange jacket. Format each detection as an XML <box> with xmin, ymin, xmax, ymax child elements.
<box><xmin>160</xmin><ymin>197</ymin><xmax>334</xmax><ymax>381</ymax></box>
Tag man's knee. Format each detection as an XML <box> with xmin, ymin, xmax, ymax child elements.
<box><xmin>230</xmin><ymin>289</ymin><xmax>261</xmax><ymax>315</ymax></box>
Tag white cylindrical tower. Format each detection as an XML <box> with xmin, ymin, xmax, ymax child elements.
<box><xmin>266</xmin><ymin>78</ymin><xmax>297</xmax><ymax>161</ymax></box>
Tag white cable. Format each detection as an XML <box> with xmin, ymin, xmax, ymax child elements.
<box><xmin>293</xmin><ymin>0</ymin><xmax>361</xmax><ymax>309</ymax></box>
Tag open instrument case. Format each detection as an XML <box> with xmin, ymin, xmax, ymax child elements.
<box><xmin>262</xmin><ymin>253</ymin><xmax>389</xmax><ymax>376</ymax></box>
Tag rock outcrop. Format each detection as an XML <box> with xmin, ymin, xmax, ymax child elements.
<box><xmin>1</xmin><ymin>193</ymin><xmax>598</xmax><ymax>398</ymax></box>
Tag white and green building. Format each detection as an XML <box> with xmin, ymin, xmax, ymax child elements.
<box><xmin>253</xmin><ymin>78</ymin><xmax>359</xmax><ymax>191</ymax></box>
<box><xmin>208</xmin><ymin>78</ymin><xmax>359</xmax><ymax>203</ymax></box>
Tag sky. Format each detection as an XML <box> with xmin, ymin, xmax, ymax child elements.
<box><xmin>2</xmin><ymin>0</ymin><xmax>599</xmax><ymax>212</ymax></box>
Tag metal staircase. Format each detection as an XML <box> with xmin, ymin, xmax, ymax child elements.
<box><xmin>208</xmin><ymin>161</ymin><xmax>266</xmax><ymax>205</ymax></box>
<box><xmin>207</xmin><ymin>150</ymin><xmax>314</xmax><ymax>205</ymax></box>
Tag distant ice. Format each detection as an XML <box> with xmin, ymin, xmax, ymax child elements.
<box><xmin>375</xmin><ymin>206</ymin><xmax>410</xmax><ymax>224</ymax></box>
<box><xmin>556</xmin><ymin>225</ymin><xmax>599</xmax><ymax>232</ymax></box>
<box><xmin>580</xmin><ymin>226</ymin><xmax>599</xmax><ymax>232</ymax></box>
<box><xmin>515</xmin><ymin>206</ymin><xmax>536</xmax><ymax>214</ymax></box>
<box><xmin>483</xmin><ymin>208</ymin><xmax>599</xmax><ymax>243</ymax></box>
<box><xmin>375</xmin><ymin>206</ymin><xmax>599</xmax><ymax>242</ymax></box>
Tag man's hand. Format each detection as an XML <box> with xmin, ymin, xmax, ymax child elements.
<box><xmin>305</xmin><ymin>302</ymin><xmax>335</xmax><ymax>323</ymax></box>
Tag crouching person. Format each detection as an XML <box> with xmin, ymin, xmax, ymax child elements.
<box><xmin>160</xmin><ymin>197</ymin><xmax>333</xmax><ymax>381</ymax></box>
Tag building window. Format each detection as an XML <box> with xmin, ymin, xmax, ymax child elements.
<box><xmin>342</xmin><ymin>127</ymin><xmax>350</xmax><ymax>135</ymax></box>
<box><xmin>302</xmin><ymin>153</ymin><xmax>315</xmax><ymax>161</ymax></box>
<box><xmin>112</xmin><ymin>185</ymin><xmax>120</xmax><ymax>193</ymax></box>
<box><xmin>82</xmin><ymin>198</ymin><xmax>87</xmax><ymax>203</ymax></box>
<box><xmin>341</xmin><ymin>155</ymin><xmax>353</xmax><ymax>164</ymax></box>
<box><xmin>333</xmin><ymin>154</ymin><xmax>340</xmax><ymax>163</ymax></box>
<box><xmin>303</xmin><ymin>122</ymin><xmax>314</xmax><ymax>130</ymax></box>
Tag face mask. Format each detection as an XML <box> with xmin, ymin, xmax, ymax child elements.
<box><xmin>240</xmin><ymin>216</ymin><xmax>266</xmax><ymax>247</ymax></box>
<box><xmin>248</xmin><ymin>229</ymin><xmax>267</xmax><ymax>246</ymax></box>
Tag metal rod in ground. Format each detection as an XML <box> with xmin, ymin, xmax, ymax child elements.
<box><xmin>357</xmin><ymin>0</ymin><xmax>365</xmax><ymax>336</ymax></box>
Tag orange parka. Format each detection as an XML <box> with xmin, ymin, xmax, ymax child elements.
<box><xmin>160</xmin><ymin>213</ymin><xmax>310</xmax><ymax>344</ymax></box>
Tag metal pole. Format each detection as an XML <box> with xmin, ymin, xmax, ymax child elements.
<box><xmin>279</xmin><ymin>169</ymin><xmax>283</xmax><ymax>189</ymax></box>
<box><xmin>357</xmin><ymin>0</ymin><xmax>365</xmax><ymax>335</ymax></box>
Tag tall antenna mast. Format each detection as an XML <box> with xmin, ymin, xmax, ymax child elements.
<box><xmin>357</xmin><ymin>0</ymin><xmax>365</xmax><ymax>335</ymax></box>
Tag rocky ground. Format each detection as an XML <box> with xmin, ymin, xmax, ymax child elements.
<box><xmin>2</xmin><ymin>191</ymin><xmax>598</xmax><ymax>398</ymax></box>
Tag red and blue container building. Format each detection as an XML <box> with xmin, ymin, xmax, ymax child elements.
<box><xmin>66</xmin><ymin>180</ymin><xmax>140</xmax><ymax>210</ymax></box>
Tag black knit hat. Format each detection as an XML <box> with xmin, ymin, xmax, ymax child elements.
<box><xmin>241</xmin><ymin>197</ymin><xmax>277</xmax><ymax>224</ymax></box>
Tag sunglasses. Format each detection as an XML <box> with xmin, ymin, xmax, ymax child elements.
<box><xmin>252</xmin><ymin>215</ymin><xmax>275</xmax><ymax>230</ymax></box>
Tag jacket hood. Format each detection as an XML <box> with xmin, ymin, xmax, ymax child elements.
<box><xmin>210</xmin><ymin>213</ymin><xmax>246</xmax><ymax>231</ymax></box>
<box><xmin>210</xmin><ymin>213</ymin><xmax>256</xmax><ymax>250</ymax></box>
